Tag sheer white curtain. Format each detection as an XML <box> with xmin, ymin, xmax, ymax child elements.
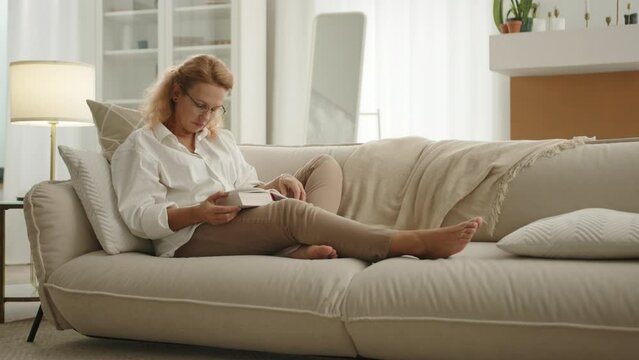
<box><xmin>3</xmin><ymin>0</ymin><xmax>97</xmax><ymax>264</ymax></box>
<box><xmin>268</xmin><ymin>0</ymin><xmax>509</xmax><ymax>144</ymax></box>
<box><xmin>360</xmin><ymin>0</ymin><xmax>509</xmax><ymax>141</ymax></box>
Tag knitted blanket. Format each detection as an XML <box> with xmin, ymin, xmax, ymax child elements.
<box><xmin>337</xmin><ymin>136</ymin><xmax>588</xmax><ymax>238</ymax></box>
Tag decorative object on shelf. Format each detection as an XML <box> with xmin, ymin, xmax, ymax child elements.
<box><xmin>9</xmin><ymin>61</ymin><xmax>96</xmax><ymax>181</ymax></box>
<box><xmin>137</xmin><ymin>40</ymin><xmax>148</xmax><ymax>49</ymax></box>
<box><xmin>625</xmin><ymin>2</ymin><xmax>638</xmax><ymax>24</ymax></box>
<box><xmin>585</xmin><ymin>0</ymin><xmax>591</xmax><ymax>28</ymax></box>
<box><xmin>505</xmin><ymin>0</ymin><xmax>534</xmax><ymax>33</ymax></box>
<box><xmin>550</xmin><ymin>6</ymin><xmax>566</xmax><ymax>31</ymax></box>
<box><xmin>606</xmin><ymin>16</ymin><xmax>612</xmax><ymax>26</ymax></box>
<box><xmin>174</xmin><ymin>36</ymin><xmax>205</xmax><ymax>46</ymax></box>
<box><xmin>531</xmin><ymin>3</ymin><xmax>547</xmax><ymax>32</ymax></box>
<box><xmin>208</xmin><ymin>39</ymin><xmax>231</xmax><ymax>45</ymax></box>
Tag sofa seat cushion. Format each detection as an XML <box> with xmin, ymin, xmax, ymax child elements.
<box><xmin>344</xmin><ymin>242</ymin><xmax>639</xmax><ymax>360</ymax></box>
<box><xmin>44</xmin><ymin>251</ymin><xmax>367</xmax><ymax>357</ymax></box>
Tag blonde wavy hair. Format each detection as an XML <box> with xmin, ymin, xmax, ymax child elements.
<box><xmin>141</xmin><ymin>54</ymin><xmax>233</xmax><ymax>138</ymax></box>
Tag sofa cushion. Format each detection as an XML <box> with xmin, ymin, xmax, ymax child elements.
<box><xmin>44</xmin><ymin>252</ymin><xmax>366</xmax><ymax>356</ymax></box>
<box><xmin>344</xmin><ymin>242</ymin><xmax>639</xmax><ymax>360</ymax></box>
<box><xmin>86</xmin><ymin>99</ymin><xmax>144</xmax><ymax>162</ymax></box>
<box><xmin>497</xmin><ymin>208</ymin><xmax>639</xmax><ymax>259</ymax></box>
<box><xmin>58</xmin><ymin>145</ymin><xmax>153</xmax><ymax>255</ymax></box>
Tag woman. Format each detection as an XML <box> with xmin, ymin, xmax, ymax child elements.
<box><xmin>111</xmin><ymin>54</ymin><xmax>482</xmax><ymax>261</ymax></box>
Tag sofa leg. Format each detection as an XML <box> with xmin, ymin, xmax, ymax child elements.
<box><xmin>26</xmin><ymin>306</ymin><xmax>43</xmax><ymax>343</ymax></box>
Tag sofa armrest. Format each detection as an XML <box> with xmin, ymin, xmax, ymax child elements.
<box><xmin>24</xmin><ymin>180</ymin><xmax>101</xmax><ymax>284</ymax></box>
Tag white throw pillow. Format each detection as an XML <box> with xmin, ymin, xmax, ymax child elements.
<box><xmin>497</xmin><ymin>208</ymin><xmax>639</xmax><ymax>259</ymax></box>
<box><xmin>58</xmin><ymin>145</ymin><xmax>153</xmax><ymax>255</ymax></box>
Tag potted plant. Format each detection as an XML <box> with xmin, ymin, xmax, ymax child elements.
<box><xmin>493</xmin><ymin>0</ymin><xmax>509</xmax><ymax>33</ymax></box>
<box><xmin>506</xmin><ymin>0</ymin><xmax>534</xmax><ymax>33</ymax></box>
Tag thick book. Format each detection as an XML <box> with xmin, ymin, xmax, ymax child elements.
<box><xmin>216</xmin><ymin>188</ymin><xmax>287</xmax><ymax>208</ymax></box>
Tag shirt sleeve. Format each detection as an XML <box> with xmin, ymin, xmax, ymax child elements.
<box><xmin>111</xmin><ymin>148</ymin><xmax>177</xmax><ymax>239</ymax></box>
<box><xmin>222</xmin><ymin>131</ymin><xmax>263</xmax><ymax>188</ymax></box>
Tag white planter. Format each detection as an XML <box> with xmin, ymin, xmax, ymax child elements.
<box><xmin>532</xmin><ymin>18</ymin><xmax>547</xmax><ymax>32</ymax></box>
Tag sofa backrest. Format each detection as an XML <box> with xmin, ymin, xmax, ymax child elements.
<box><xmin>240</xmin><ymin>143</ymin><xmax>361</xmax><ymax>181</ymax></box>
<box><xmin>439</xmin><ymin>138</ymin><xmax>639</xmax><ymax>241</ymax></box>
<box><xmin>491</xmin><ymin>139</ymin><xmax>639</xmax><ymax>240</ymax></box>
<box><xmin>243</xmin><ymin>139</ymin><xmax>639</xmax><ymax>243</ymax></box>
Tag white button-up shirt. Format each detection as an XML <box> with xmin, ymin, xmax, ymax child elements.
<box><xmin>111</xmin><ymin>123</ymin><xmax>262</xmax><ymax>257</ymax></box>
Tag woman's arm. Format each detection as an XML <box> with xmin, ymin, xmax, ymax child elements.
<box><xmin>112</xmin><ymin>148</ymin><xmax>177</xmax><ymax>239</ymax></box>
<box><xmin>256</xmin><ymin>174</ymin><xmax>306</xmax><ymax>201</ymax></box>
<box><xmin>167</xmin><ymin>192</ymin><xmax>241</xmax><ymax>231</ymax></box>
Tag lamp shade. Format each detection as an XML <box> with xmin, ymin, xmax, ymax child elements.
<box><xmin>10</xmin><ymin>60</ymin><xmax>95</xmax><ymax>126</ymax></box>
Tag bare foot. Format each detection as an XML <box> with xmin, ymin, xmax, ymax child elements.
<box><xmin>287</xmin><ymin>245</ymin><xmax>338</xmax><ymax>260</ymax></box>
<box><xmin>389</xmin><ymin>217</ymin><xmax>483</xmax><ymax>259</ymax></box>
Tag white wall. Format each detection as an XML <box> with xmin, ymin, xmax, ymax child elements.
<box><xmin>4</xmin><ymin>0</ymin><xmax>97</xmax><ymax>265</ymax></box>
<box><xmin>0</xmin><ymin>0</ymin><xmax>7</xmax><ymax>170</ymax></box>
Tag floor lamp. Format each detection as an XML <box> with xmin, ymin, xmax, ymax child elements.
<box><xmin>9</xmin><ymin>61</ymin><xmax>95</xmax><ymax>288</ymax></box>
<box><xmin>9</xmin><ymin>60</ymin><xmax>95</xmax><ymax>182</ymax></box>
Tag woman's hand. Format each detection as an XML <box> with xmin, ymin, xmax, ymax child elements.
<box><xmin>196</xmin><ymin>192</ymin><xmax>241</xmax><ymax>225</ymax></box>
<box><xmin>266</xmin><ymin>174</ymin><xmax>306</xmax><ymax>201</ymax></box>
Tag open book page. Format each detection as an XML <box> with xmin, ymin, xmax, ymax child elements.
<box><xmin>233</xmin><ymin>187</ymin><xmax>287</xmax><ymax>200</ymax></box>
<box><xmin>218</xmin><ymin>188</ymin><xmax>287</xmax><ymax>208</ymax></box>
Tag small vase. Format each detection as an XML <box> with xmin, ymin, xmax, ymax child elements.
<box><xmin>500</xmin><ymin>23</ymin><xmax>510</xmax><ymax>34</ymax></box>
<box><xmin>521</xmin><ymin>17</ymin><xmax>534</xmax><ymax>32</ymax></box>
<box><xmin>532</xmin><ymin>18</ymin><xmax>547</xmax><ymax>32</ymax></box>
<box><xmin>550</xmin><ymin>17</ymin><xmax>566</xmax><ymax>31</ymax></box>
<box><xmin>507</xmin><ymin>20</ymin><xmax>523</xmax><ymax>33</ymax></box>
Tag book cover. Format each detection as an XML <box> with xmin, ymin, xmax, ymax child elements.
<box><xmin>217</xmin><ymin>188</ymin><xmax>287</xmax><ymax>208</ymax></box>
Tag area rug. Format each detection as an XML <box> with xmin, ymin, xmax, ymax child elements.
<box><xmin>0</xmin><ymin>318</ymin><xmax>348</xmax><ymax>360</ymax></box>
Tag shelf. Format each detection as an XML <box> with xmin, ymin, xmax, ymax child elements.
<box><xmin>174</xmin><ymin>44</ymin><xmax>231</xmax><ymax>53</ymax></box>
<box><xmin>104</xmin><ymin>9</ymin><xmax>158</xmax><ymax>23</ymax></box>
<box><xmin>105</xmin><ymin>99</ymin><xmax>143</xmax><ymax>105</ymax></box>
<box><xmin>175</xmin><ymin>4</ymin><xmax>231</xmax><ymax>13</ymax></box>
<box><xmin>5</xmin><ymin>284</ymin><xmax>39</xmax><ymax>300</ymax></box>
<box><xmin>174</xmin><ymin>4</ymin><xmax>231</xmax><ymax>20</ymax></box>
<box><xmin>104</xmin><ymin>48</ymin><xmax>158</xmax><ymax>58</ymax></box>
<box><xmin>490</xmin><ymin>26</ymin><xmax>639</xmax><ymax>77</ymax></box>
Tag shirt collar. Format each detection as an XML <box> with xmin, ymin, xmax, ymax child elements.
<box><xmin>196</xmin><ymin>127</ymin><xmax>210</xmax><ymax>141</ymax></box>
<box><xmin>151</xmin><ymin>122</ymin><xmax>210</xmax><ymax>144</ymax></box>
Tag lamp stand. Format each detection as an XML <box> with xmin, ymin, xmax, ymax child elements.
<box><xmin>30</xmin><ymin>121</ymin><xmax>58</xmax><ymax>289</ymax></box>
<box><xmin>49</xmin><ymin>121</ymin><xmax>57</xmax><ymax>181</ymax></box>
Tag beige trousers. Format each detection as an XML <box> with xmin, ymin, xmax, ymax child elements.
<box><xmin>175</xmin><ymin>154</ymin><xmax>392</xmax><ymax>262</ymax></box>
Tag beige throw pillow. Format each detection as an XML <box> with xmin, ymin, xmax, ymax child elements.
<box><xmin>58</xmin><ymin>145</ymin><xmax>153</xmax><ymax>255</ymax></box>
<box><xmin>86</xmin><ymin>100</ymin><xmax>145</xmax><ymax>161</ymax></box>
<box><xmin>497</xmin><ymin>208</ymin><xmax>639</xmax><ymax>259</ymax></box>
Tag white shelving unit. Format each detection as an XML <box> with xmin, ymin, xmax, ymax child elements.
<box><xmin>490</xmin><ymin>26</ymin><xmax>639</xmax><ymax>77</ymax></box>
<box><xmin>96</xmin><ymin>0</ymin><xmax>266</xmax><ymax>143</ymax></box>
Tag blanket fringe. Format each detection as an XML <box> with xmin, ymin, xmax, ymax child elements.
<box><xmin>488</xmin><ymin>136</ymin><xmax>590</xmax><ymax>237</ymax></box>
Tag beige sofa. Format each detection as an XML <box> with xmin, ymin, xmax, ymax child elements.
<box><xmin>24</xmin><ymin>140</ymin><xmax>639</xmax><ymax>360</ymax></box>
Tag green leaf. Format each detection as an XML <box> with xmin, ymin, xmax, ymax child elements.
<box><xmin>493</xmin><ymin>0</ymin><xmax>504</xmax><ymax>30</ymax></box>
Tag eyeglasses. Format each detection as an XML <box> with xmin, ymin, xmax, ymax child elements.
<box><xmin>180</xmin><ymin>86</ymin><xmax>226</xmax><ymax>118</ymax></box>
